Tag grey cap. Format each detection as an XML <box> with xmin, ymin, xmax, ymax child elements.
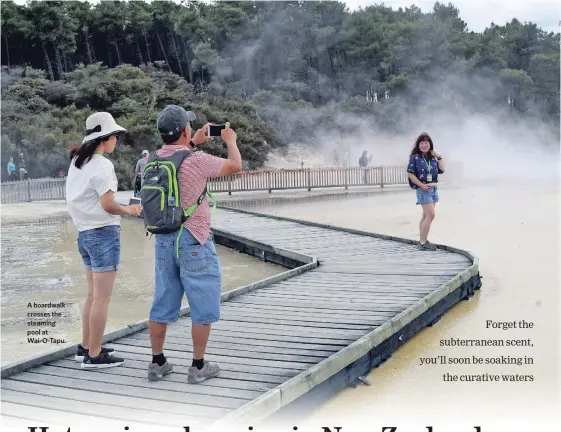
<box><xmin>156</xmin><ymin>105</ymin><xmax>196</xmax><ymax>136</ymax></box>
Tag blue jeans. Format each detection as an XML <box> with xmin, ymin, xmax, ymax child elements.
<box><xmin>416</xmin><ymin>186</ymin><xmax>439</xmax><ymax>205</ymax></box>
<box><xmin>150</xmin><ymin>229</ymin><xmax>222</xmax><ymax>325</ymax></box>
<box><xmin>78</xmin><ymin>225</ymin><xmax>120</xmax><ymax>272</ymax></box>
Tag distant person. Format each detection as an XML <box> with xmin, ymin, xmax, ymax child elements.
<box><xmin>406</xmin><ymin>132</ymin><xmax>445</xmax><ymax>251</ymax></box>
<box><xmin>18</xmin><ymin>154</ymin><xmax>27</xmax><ymax>180</ymax></box>
<box><xmin>66</xmin><ymin>112</ymin><xmax>142</xmax><ymax>369</ymax></box>
<box><xmin>359</xmin><ymin>150</ymin><xmax>372</xmax><ymax>167</ymax></box>
<box><xmin>7</xmin><ymin>157</ymin><xmax>16</xmax><ymax>180</ymax></box>
<box><xmin>145</xmin><ymin>105</ymin><xmax>241</xmax><ymax>384</ymax></box>
<box><xmin>134</xmin><ymin>150</ymin><xmax>149</xmax><ymax>197</ymax></box>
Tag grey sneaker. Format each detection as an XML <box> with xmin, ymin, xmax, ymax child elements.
<box><xmin>148</xmin><ymin>361</ymin><xmax>173</xmax><ymax>381</ymax></box>
<box><xmin>418</xmin><ymin>241</ymin><xmax>437</xmax><ymax>251</ymax></box>
<box><xmin>188</xmin><ymin>362</ymin><xmax>220</xmax><ymax>384</ymax></box>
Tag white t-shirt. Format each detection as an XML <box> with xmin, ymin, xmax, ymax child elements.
<box><xmin>66</xmin><ymin>154</ymin><xmax>120</xmax><ymax>232</ymax></box>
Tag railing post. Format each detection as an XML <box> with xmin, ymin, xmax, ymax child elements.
<box><xmin>268</xmin><ymin>172</ymin><xmax>272</xmax><ymax>193</ymax></box>
<box><xmin>26</xmin><ymin>179</ymin><xmax>32</xmax><ymax>202</ymax></box>
<box><xmin>380</xmin><ymin>166</ymin><xmax>385</xmax><ymax>187</ymax></box>
<box><xmin>344</xmin><ymin>168</ymin><xmax>348</xmax><ymax>190</ymax></box>
<box><xmin>228</xmin><ymin>177</ymin><xmax>232</xmax><ymax>196</ymax></box>
<box><xmin>307</xmin><ymin>169</ymin><xmax>311</xmax><ymax>192</ymax></box>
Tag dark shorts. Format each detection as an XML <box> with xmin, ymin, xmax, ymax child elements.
<box><xmin>150</xmin><ymin>229</ymin><xmax>222</xmax><ymax>325</ymax></box>
<box><xmin>78</xmin><ymin>225</ymin><xmax>121</xmax><ymax>272</ymax></box>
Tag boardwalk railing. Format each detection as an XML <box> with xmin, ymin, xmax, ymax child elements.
<box><xmin>0</xmin><ymin>178</ymin><xmax>66</xmax><ymax>204</ymax></box>
<box><xmin>1</xmin><ymin>166</ymin><xmax>407</xmax><ymax>203</ymax></box>
<box><xmin>210</xmin><ymin>165</ymin><xmax>407</xmax><ymax>195</ymax></box>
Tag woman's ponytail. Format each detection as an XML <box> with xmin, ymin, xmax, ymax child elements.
<box><xmin>68</xmin><ymin>139</ymin><xmax>101</xmax><ymax>169</ymax></box>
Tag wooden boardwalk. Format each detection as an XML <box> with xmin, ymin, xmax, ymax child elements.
<box><xmin>0</xmin><ymin>208</ymin><xmax>481</xmax><ymax>431</ymax></box>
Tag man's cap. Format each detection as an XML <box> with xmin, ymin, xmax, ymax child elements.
<box><xmin>157</xmin><ymin>105</ymin><xmax>196</xmax><ymax>136</ymax></box>
<box><xmin>142</xmin><ymin>150</ymin><xmax>149</xmax><ymax>156</ymax></box>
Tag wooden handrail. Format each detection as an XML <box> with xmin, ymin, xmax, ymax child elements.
<box><xmin>1</xmin><ymin>166</ymin><xmax>409</xmax><ymax>203</ymax></box>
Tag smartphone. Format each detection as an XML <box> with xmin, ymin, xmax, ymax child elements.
<box><xmin>207</xmin><ymin>124</ymin><xmax>226</xmax><ymax>137</ymax></box>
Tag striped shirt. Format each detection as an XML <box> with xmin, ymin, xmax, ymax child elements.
<box><xmin>156</xmin><ymin>145</ymin><xmax>223</xmax><ymax>244</ymax></box>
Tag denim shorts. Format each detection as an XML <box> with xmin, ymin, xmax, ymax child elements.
<box><xmin>416</xmin><ymin>186</ymin><xmax>439</xmax><ymax>205</ymax></box>
<box><xmin>150</xmin><ymin>228</ymin><xmax>222</xmax><ymax>325</ymax></box>
<box><xmin>77</xmin><ymin>225</ymin><xmax>120</xmax><ymax>272</ymax></box>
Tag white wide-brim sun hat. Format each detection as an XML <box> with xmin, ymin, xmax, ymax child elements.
<box><xmin>82</xmin><ymin>112</ymin><xmax>127</xmax><ymax>144</ymax></box>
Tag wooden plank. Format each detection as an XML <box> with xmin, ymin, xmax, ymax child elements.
<box><xmin>227</xmin><ymin>295</ymin><xmax>412</xmax><ymax>312</ymax></box>
<box><xmin>109</xmin><ymin>342</ymin><xmax>316</xmax><ymax>370</ymax></box>
<box><xmin>247</xmin><ymin>289</ymin><xmax>425</xmax><ymax>303</ymax></box>
<box><xmin>221</xmin><ymin>302</ymin><xmax>394</xmax><ymax>320</ymax></box>
<box><xmin>27</xmin><ymin>365</ymin><xmax>264</xmax><ymax>400</ymax></box>
<box><xmin>105</xmin><ymin>349</ymin><xmax>304</xmax><ymax>377</ymax></box>
<box><xmin>0</xmin><ymin>388</ymin><xmax>217</xmax><ymax>426</ymax></box>
<box><xmin>127</xmin><ymin>332</ymin><xmax>344</xmax><ymax>353</ymax></box>
<box><xmin>114</xmin><ymin>338</ymin><xmax>329</xmax><ymax>363</ymax></box>
<box><xmin>123</xmin><ymin>334</ymin><xmax>338</xmax><ymax>357</ymax></box>
<box><xmin>217</xmin><ymin>313</ymin><xmax>377</xmax><ymax>331</ymax></box>
<box><xmin>218</xmin><ymin>225</ymin><xmax>352</xmax><ymax>239</ymax></box>
<box><xmin>317</xmin><ymin>265</ymin><xmax>470</xmax><ymax>273</ymax></box>
<box><xmin>295</xmin><ymin>241</ymin><xmax>407</xmax><ymax>253</ymax></box>
<box><xmin>170</xmin><ymin>319</ymin><xmax>367</xmax><ymax>338</ymax></box>
<box><xmin>51</xmin><ymin>358</ymin><xmax>286</xmax><ymax>386</ymax></box>
<box><xmin>295</xmin><ymin>273</ymin><xmax>453</xmax><ymax>282</ymax></box>
<box><xmin>268</xmin><ymin>284</ymin><xmax>436</xmax><ymax>296</ymax></box>
<box><xmin>318</xmin><ymin>269</ymin><xmax>461</xmax><ymax>276</ymax></box>
<box><xmin>254</xmin><ymin>232</ymin><xmax>358</xmax><ymax>244</ymax></box>
<box><xmin>251</xmin><ymin>289</ymin><xmax>426</xmax><ymax>303</ymax></box>
<box><xmin>317</xmin><ymin>248</ymin><xmax>463</xmax><ymax>259</ymax></box>
<box><xmin>3</xmin><ymin>376</ymin><xmax>235</xmax><ymax>415</ymax></box>
<box><xmin>220</xmin><ymin>305</ymin><xmax>394</xmax><ymax>325</ymax></box>
<box><xmin>315</xmin><ymin>249</ymin><xmax>469</xmax><ymax>258</ymax></box>
<box><xmin>220</xmin><ymin>308</ymin><xmax>393</xmax><ymax>326</ymax></box>
<box><xmin>278</xmin><ymin>276</ymin><xmax>449</xmax><ymax>286</ymax></box>
<box><xmin>318</xmin><ymin>257</ymin><xmax>468</xmax><ymax>265</ymax></box>
<box><xmin>273</xmin><ymin>279</ymin><xmax>440</xmax><ymax>290</ymax></box>
<box><xmin>158</xmin><ymin>327</ymin><xmax>353</xmax><ymax>346</ymax></box>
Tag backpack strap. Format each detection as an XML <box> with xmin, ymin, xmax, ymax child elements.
<box><xmin>183</xmin><ymin>184</ymin><xmax>216</xmax><ymax>218</ymax></box>
<box><xmin>169</xmin><ymin>151</ymin><xmax>217</xmax><ymax>257</ymax></box>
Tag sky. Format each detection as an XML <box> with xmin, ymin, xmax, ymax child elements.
<box><xmin>9</xmin><ymin>0</ymin><xmax>561</xmax><ymax>33</ymax></box>
<box><xmin>344</xmin><ymin>0</ymin><xmax>561</xmax><ymax>32</ymax></box>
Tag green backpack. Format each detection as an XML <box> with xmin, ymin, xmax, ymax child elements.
<box><xmin>140</xmin><ymin>150</ymin><xmax>215</xmax><ymax>256</ymax></box>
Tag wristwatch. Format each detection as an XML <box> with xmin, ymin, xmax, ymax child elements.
<box><xmin>437</xmin><ymin>156</ymin><xmax>442</xmax><ymax>160</ymax></box>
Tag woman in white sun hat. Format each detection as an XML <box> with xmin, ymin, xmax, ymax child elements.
<box><xmin>66</xmin><ymin>112</ymin><xmax>142</xmax><ymax>369</ymax></box>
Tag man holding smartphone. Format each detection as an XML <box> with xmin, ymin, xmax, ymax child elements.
<box><xmin>147</xmin><ymin>105</ymin><xmax>242</xmax><ymax>384</ymax></box>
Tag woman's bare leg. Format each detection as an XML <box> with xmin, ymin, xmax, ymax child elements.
<box><xmin>81</xmin><ymin>270</ymin><xmax>94</xmax><ymax>348</ymax></box>
<box><xmin>419</xmin><ymin>211</ymin><xmax>426</xmax><ymax>240</ymax></box>
<box><xmin>88</xmin><ymin>271</ymin><xmax>117</xmax><ymax>357</ymax></box>
<box><xmin>420</xmin><ymin>203</ymin><xmax>436</xmax><ymax>242</ymax></box>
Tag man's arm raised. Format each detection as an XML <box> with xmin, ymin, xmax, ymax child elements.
<box><xmin>191</xmin><ymin>122</ymin><xmax>242</xmax><ymax>177</ymax></box>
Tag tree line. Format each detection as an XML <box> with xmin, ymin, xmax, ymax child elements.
<box><xmin>1</xmin><ymin>1</ymin><xmax>559</xmax><ymax>185</ymax></box>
